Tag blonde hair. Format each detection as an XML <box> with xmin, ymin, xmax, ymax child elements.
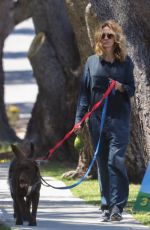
<box><xmin>94</xmin><ymin>20</ymin><xmax>127</xmax><ymax>62</ymax></box>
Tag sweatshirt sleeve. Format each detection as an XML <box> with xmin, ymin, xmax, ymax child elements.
<box><xmin>123</xmin><ymin>56</ymin><xmax>135</xmax><ymax>97</ymax></box>
<box><xmin>75</xmin><ymin>60</ymin><xmax>91</xmax><ymax>124</ymax></box>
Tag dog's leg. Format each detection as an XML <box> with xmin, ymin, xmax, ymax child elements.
<box><xmin>21</xmin><ymin>197</ymin><xmax>29</xmax><ymax>221</ymax></box>
<box><xmin>13</xmin><ymin>201</ymin><xmax>17</xmax><ymax>218</ymax></box>
<box><xmin>11</xmin><ymin>193</ymin><xmax>16</xmax><ymax>219</ymax></box>
<box><xmin>25</xmin><ymin>197</ymin><xmax>32</xmax><ymax>222</ymax></box>
<box><xmin>28</xmin><ymin>192</ymin><xmax>40</xmax><ymax>226</ymax></box>
<box><xmin>14</xmin><ymin>197</ymin><xmax>23</xmax><ymax>225</ymax></box>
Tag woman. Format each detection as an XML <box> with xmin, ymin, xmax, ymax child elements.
<box><xmin>75</xmin><ymin>20</ymin><xmax>135</xmax><ymax>221</ymax></box>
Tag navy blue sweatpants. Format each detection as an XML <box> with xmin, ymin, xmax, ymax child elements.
<box><xmin>89</xmin><ymin>115</ymin><xmax>130</xmax><ymax>212</ymax></box>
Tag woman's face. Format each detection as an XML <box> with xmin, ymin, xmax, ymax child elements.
<box><xmin>100</xmin><ymin>26</ymin><xmax>115</xmax><ymax>51</ymax></box>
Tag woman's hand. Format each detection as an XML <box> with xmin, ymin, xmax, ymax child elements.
<box><xmin>115</xmin><ymin>81</ymin><xmax>124</xmax><ymax>92</ymax></box>
<box><xmin>74</xmin><ymin>125</ymin><xmax>82</xmax><ymax>135</ymax></box>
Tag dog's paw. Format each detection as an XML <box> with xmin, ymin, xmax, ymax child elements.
<box><xmin>29</xmin><ymin>221</ymin><xmax>37</xmax><ymax>226</ymax></box>
<box><xmin>23</xmin><ymin>214</ymin><xmax>29</xmax><ymax>221</ymax></box>
<box><xmin>16</xmin><ymin>219</ymin><xmax>23</xmax><ymax>225</ymax></box>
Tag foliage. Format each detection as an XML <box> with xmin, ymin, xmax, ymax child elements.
<box><xmin>0</xmin><ymin>143</ymin><xmax>12</xmax><ymax>153</ymax></box>
<box><xmin>6</xmin><ymin>105</ymin><xmax>20</xmax><ymax>128</ymax></box>
<box><xmin>0</xmin><ymin>142</ymin><xmax>15</xmax><ymax>163</ymax></box>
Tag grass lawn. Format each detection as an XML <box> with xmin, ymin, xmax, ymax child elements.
<box><xmin>40</xmin><ymin>161</ymin><xmax>150</xmax><ymax>227</ymax></box>
<box><xmin>0</xmin><ymin>221</ymin><xmax>10</xmax><ymax>230</ymax></box>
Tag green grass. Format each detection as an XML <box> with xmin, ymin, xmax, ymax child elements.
<box><xmin>0</xmin><ymin>143</ymin><xmax>11</xmax><ymax>153</ymax></box>
<box><xmin>40</xmin><ymin>161</ymin><xmax>150</xmax><ymax>227</ymax></box>
<box><xmin>0</xmin><ymin>221</ymin><xmax>11</xmax><ymax>230</ymax></box>
<box><xmin>0</xmin><ymin>142</ymin><xmax>15</xmax><ymax>163</ymax></box>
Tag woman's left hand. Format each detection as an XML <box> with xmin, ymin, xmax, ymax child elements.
<box><xmin>115</xmin><ymin>81</ymin><xmax>124</xmax><ymax>92</ymax></box>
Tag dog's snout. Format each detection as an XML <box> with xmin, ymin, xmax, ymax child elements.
<box><xmin>19</xmin><ymin>178</ymin><xmax>26</xmax><ymax>184</ymax></box>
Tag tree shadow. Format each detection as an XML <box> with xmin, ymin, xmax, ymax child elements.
<box><xmin>4</xmin><ymin>52</ymin><xmax>27</xmax><ymax>59</ymax></box>
<box><xmin>12</xmin><ymin>28</ymin><xmax>35</xmax><ymax>35</ymax></box>
<box><xmin>5</xmin><ymin>70</ymin><xmax>35</xmax><ymax>85</ymax></box>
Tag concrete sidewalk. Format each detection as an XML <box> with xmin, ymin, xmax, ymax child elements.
<box><xmin>0</xmin><ymin>163</ymin><xmax>149</xmax><ymax>230</ymax></box>
<box><xmin>4</xmin><ymin>18</ymin><xmax>37</xmax><ymax>116</ymax></box>
<box><xmin>4</xmin><ymin>18</ymin><xmax>37</xmax><ymax>139</ymax></box>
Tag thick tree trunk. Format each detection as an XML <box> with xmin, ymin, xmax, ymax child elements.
<box><xmin>0</xmin><ymin>0</ymin><xmax>19</xmax><ymax>142</ymax></box>
<box><xmin>14</xmin><ymin>0</ymin><xmax>32</xmax><ymax>25</ymax></box>
<box><xmin>65</xmin><ymin>0</ymin><xmax>97</xmax><ymax>64</ymax></box>
<box><xmin>90</xmin><ymin>0</ymin><xmax>150</xmax><ymax>182</ymax></box>
<box><xmin>26</xmin><ymin>32</ymin><xmax>69</xmax><ymax>159</ymax></box>
<box><xmin>25</xmin><ymin>0</ymin><xmax>81</xmax><ymax>159</ymax></box>
<box><xmin>31</xmin><ymin>0</ymin><xmax>80</xmax><ymax>72</ymax></box>
<box><xmin>61</xmin><ymin>1</ymin><xmax>99</xmax><ymax>178</ymax></box>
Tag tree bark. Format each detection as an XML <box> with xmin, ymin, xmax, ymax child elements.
<box><xmin>13</xmin><ymin>0</ymin><xmax>32</xmax><ymax>25</ymax></box>
<box><xmin>25</xmin><ymin>0</ymin><xmax>81</xmax><ymax>159</ymax></box>
<box><xmin>60</xmin><ymin>0</ymin><xmax>99</xmax><ymax>178</ymax></box>
<box><xmin>26</xmin><ymin>32</ymin><xmax>69</xmax><ymax>159</ymax></box>
<box><xmin>0</xmin><ymin>0</ymin><xmax>19</xmax><ymax>142</ymax></box>
<box><xmin>31</xmin><ymin>0</ymin><xmax>80</xmax><ymax>72</ymax></box>
<box><xmin>90</xmin><ymin>0</ymin><xmax>150</xmax><ymax>182</ymax></box>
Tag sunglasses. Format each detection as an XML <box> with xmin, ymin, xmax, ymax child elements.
<box><xmin>101</xmin><ymin>33</ymin><xmax>114</xmax><ymax>39</ymax></box>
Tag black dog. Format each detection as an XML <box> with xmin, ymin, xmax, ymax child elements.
<box><xmin>9</xmin><ymin>144</ymin><xmax>41</xmax><ymax>226</ymax></box>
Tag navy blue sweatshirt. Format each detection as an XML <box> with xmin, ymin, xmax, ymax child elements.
<box><xmin>75</xmin><ymin>54</ymin><xmax>135</xmax><ymax>124</ymax></box>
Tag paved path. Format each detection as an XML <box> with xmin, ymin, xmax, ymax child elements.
<box><xmin>3</xmin><ymin>19</ymin><xmax>37</xmax><ymax>138</ymax></box>
<box><xmin>0</xmin><ymin>163</ymin><xmax>149</xmax><ymax>230</ymax></box>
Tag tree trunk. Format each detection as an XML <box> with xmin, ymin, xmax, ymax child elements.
<box><xmin>62</xmin><ymin>0</ymin><xmax>99</xmax><ymax>178</ymax></box>
<box><xmin>90</xmin><ymin>0</ymin><xmax>150</xmax><ymax>182</ymax></box>
<box><xmin>25</xmin><ymin>0</ymin><xmax>81</xmax><ymax>159</ymax></box>
<box><xmin>0</xmin><ymin>0</ymin><xmax>19</xmax><ymax>142</ymax></box>
<box><xmin>26</xmin><ymin>32</ymin><xmax>69</xmax><ymax>159</ymax></box>
<box><xmin>14</xmin><ymin>0</ymin><xmax>32</xmax><ymax>25</ymax></box>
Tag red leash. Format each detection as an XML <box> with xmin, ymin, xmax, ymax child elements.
<box><xmin>45</xmin><ymin>80</ymin><xmax>116</xmax><ymax>160</ymax></box>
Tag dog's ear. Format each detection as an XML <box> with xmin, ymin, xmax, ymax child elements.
<box><xmin>11</xmin><ymin>144</ymin><xmax>26</xmax><ymax>159</ymax></box>
<box><xmin>28</xmin><ymin>141</ymin><xmax>35</xmax><ymax>159</ymax></box>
